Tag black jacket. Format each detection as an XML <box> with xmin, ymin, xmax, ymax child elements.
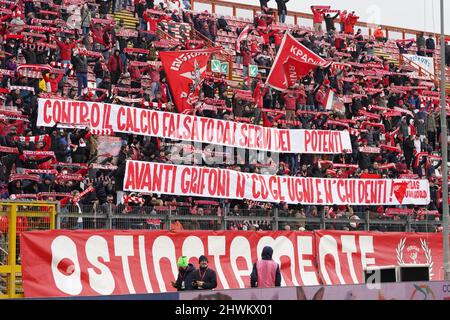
<box><xmin>195</xmin><ymin>267</ymin><xmax>217</xmax><ymax>290</ymax></box>
<box><xmin>174</xmin><ymin>264</ymin><xmax>199</xmax><ymax>291</ymax></box>
<box><xmin>72</xmin><ymin>54</ymin><xmax>88</xmax><ymax>74</ymax></box>
<box><xmin>250</xmin><ymin>246</ymin><xmax>281</xmax><ymax>288</ymax></box>
<box><xmin>275</xmin><ymin>0</ymin><xmax>288</xmax><ymax>12</ymax></box>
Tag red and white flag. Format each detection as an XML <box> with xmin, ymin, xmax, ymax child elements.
<box><xmin>266</xmin><ymin>32</ymin><xmax>331</xmax><ymax>91</ymax></box>
<box><xmin>159</xmin><ymin>48</ymin><xmax>218</xmax><ymax>114</ymax></box>
<box><xmin>236</xmin><ymin>24</ymin><xmax>251</xmax><ymax>53</ymax></box>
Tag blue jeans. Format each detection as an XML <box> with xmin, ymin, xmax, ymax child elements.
<box><xmin>77</xmin><ymin>72</ymin><xmax>88</xmax><ymax>96</ymax></box>
<box><xmin>279</xmin><ymin>10</ymin><xmax>286</xmax><ymax>23</ymax></box>
<box><xmin>243</xmin><ymin>65</ymin><xmax>248</xmax><ymax>77</ymax></box>
<box><xmin>60</xmin><ymin>59</ymin><xmax>71</xmax><ymax>82</ymax></box>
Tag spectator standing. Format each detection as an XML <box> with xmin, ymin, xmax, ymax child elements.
<box><xmin>250</xmin><ymin>246</ymin><xmax>281</xmax><ymax>288</ymax></box>
<box><xmin>192</xmin><ymin>255</ymin><xmax>217</xmax><ymax>290</ymax></box>
<box><xmin>108</xmin><ymin>50</ymin><xmax>124</xmax><ymax>85</ymax></box>
<box><xmin>311</xmin><ymin>6</ymin><xmax>325</xmax><ymax>33</ymax></box>
<box><xmin>324</xmin><ymin>11</ymin><xmax>339</xmax><ymax>33</ymax></box>
<box><xmin>426</xmin><ymin>34</ymin><xmax>436</xmax><ymax>57</ymax></box>
<box><xmin>171</xmin><ymin>256</ymin><xmax>199</xmax><ymax>291</ymax></box>
<box><xmin>71</xmin><ymin>50</ymin><xmax>89</xmax><ymax>97</ymax></box>
<box><xmin>275</xmin><ymin>0</ymin><xmax>289</xmax><ymax>24</ymax></box>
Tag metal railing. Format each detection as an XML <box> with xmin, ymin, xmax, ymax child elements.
<box><xmin>55</xmin><ymin>205</ymin><xmax>442</xmax><ymax>233</ymax></box>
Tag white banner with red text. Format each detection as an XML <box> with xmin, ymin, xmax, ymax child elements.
<box><xmin>123</xmin><ymin>161</ymin><xmax>430</xmax><ymax>205</ymax></box>
<box><xmin>36</xmin><ymin>98</ymin><xmax>352</xmax><ymax>154</ymax></box>
<box><xmin>20</xmin><ymin>230</ymin><xmax>446</xmax><ymax>297</ymax></box>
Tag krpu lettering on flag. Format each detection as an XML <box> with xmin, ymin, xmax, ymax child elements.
<box><xmin>266</xmin><ymin>32</ymin><xmax>331</xmax><ymax>91</ymax></box>
<box><xmin>124</xmin><ymin>160</ymin><xmax>430</xmax><ymax>206</ymax></box>
<box><xmin>159</xmin><ymin>47</ymin><xmax>219</xmax><ymax>114</ymax></box>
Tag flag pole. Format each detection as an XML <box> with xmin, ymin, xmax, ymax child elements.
<box><xmin>439</xmin><ymin>0</ymin><xmax>450</xmax><ymax>280</ymax></box>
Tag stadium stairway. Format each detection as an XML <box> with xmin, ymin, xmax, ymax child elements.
<box><xmin>113</xmin><ymin>9</ymin><xmax>139</xmax><ymax>29</ymax></box>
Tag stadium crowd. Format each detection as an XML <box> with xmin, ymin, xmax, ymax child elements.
<box><xmin>0</xmin><ymin>0</ymin><xmax>449</xmax><ymax>232</ymax></box>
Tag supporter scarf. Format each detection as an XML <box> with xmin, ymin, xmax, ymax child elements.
<box><xmin>379</xmin><ymin>145</ymin><xmax>402</xmax><ymax>153</ymax></box>
<box><xmin>17</xmin><ymin>134</ymin><xmax>49</xmax><ymax>143</ymax></box>
<box><xmin>122</xmin><ymin>195</ymin><xmax>145</xmax><ymax>205</ymax></box>
<box><xmin>50</xmin><ymin>61</ymin><xmax>73</xmax><ymax>69</ymax></box>
<box><xmin>115</xmin><ymin>96</ymin><xmax>142</xmax><ymax>104</ymax></box>
<box><xmin>359</xmin><ymin>146</ymin><xmax>381</xmax><ymax>153</ymax></box>
<box><xmin>262</xmin><ymin>108</ymin><xmax>284</xmax><ymax>114</ymax></box>
<box><xmin>0</xmin><ymin>146</ymin><xmax>18</xmax><ymax>153</ymax></box>
<box><xmin>87</xmin><ymin>87</ymin><xmax>108</xmax><ymax>93</ymax></box>
<box><xmin>234</xmin><ymin>117</ymin><xmax>252</xmax><ymax>123</ymax></box>
<box><xmin>128</xmin><ymin>60</ymin><xmax>151</xmax><ymax>67</ymax></box>
<box><xmin>9</xmin><ymin>85</ymin><xmax>35</xmax><ymax>93</ymax></box>
<box><xmin>385</xmin><ymin>208</ymin><xmax>413</xmax><ymax>216</ymax></box>
<box><xmin>78</xmin><ymin>49</ymin><xmax>103</xmax><ymax>58</ymax></box>
<box><xmin>244</xmin><ymin>199</ymin><xmax>274</xmax><ymax>209</ymax></box>
<box><xmin>10</xmin><ymin>194</ymin><xmax>38</xmax><ymax>199</ymax></box>
<box><xmin>91</xmin><ymin>18</ymin><xmax>114</xmax><ymax>25</ymax></box>
<box><xmin>90</xmin><ymin>129</ymin><xmax>114</xmax><ymax>135</ymax></box>
<box><xmin>39</xmin><ymin>10</ymin><xmax>60</xmax><ymax>16</ymax></box>
<box><xmin>38</xmin><ymin>192</ymin><xmax>73</xmax><ymax>198</ymax></box>
<box><xmin>117</xmin><ymin>29</ymin><xmax>138</xmax><ymax>37</ymax></box>
<box><xmin>91</xmin><ymin>163</ymin><xmax>118</xmax><ymax>170</ymax></box>
<box><xmin>9</xmin><ymin>174</ymin><xmax>40</xmax><ymax>182</ymax></box>
<box><xmin>113</xmin><ymin>86</ymin><xmax>143</xmax><ymax>93</ymax></box>
<box><xmin>368</xmin><ymin>105</ymin><xmax>390</xmax><ymax>112</ymax></box>
<box><xmin>383</xmin><ymin>111</ymin><xmax>403</xmax><ymax>118</ymax></box>
<box><xmin>23</xmin><ymin>150</ymin><xmax>55</xmax><ymax>158</ymax></box>
<box><xmin>73</xmin><ymin>186</ymin><xmax>95</xmax><ymax>204</ymax></box>
<box><xmin>124</xmin><ymin>48</ymin><xmax>149</xmax><ymax>54</ymax></box>
<box><xmin>17</xmin><ymin>69</ymin><xmax>42</xmax><ymax>79</ymax></box>
<box><xmin>52</xmin><ymin>162</ymin><xmax>88</xmax><ymax>168</ymax></box>
<box><xmin>142</xmin><ymin>101</ymin><xmax>167</xmax><ymax>109</ymax></box>
<box><xmin>359</xmin><ymin>110</ymin><xmax>381</xmax><ymax>120</ymax></box>
<box><xmin>327</xmin><ymin>120</ymin><xmax>349</xmax><ymax>128</ymax></box>
<box><xmin>56</xmin><ymin>174</ymin><xmax>84</xmax><ymax>182</ymax></box>
<box><xmin>0</xmin><ymin>109</ymin><xmax>27</xmax><ymax>120</ymax></box>
<box><xmin>277</xmin><ymin>120</ymin><xmax>302</xmax><ymax>126</ymax></box>
<box><xmin>31</xmin><ymin>18</ymin><xmax>59</xmax><ymax>25</ymax></box>
<box><xmin>377</xmin><ymin>163</ymin><xmax>397</xmax><ymax>170</ymax></box>
<box><xmin>23</xmin><ymin>169</ymin><xmax>58</xmax><ymax>174</ymax></box>
<box><xmin>0</xmin><ymin>69</ymin><xmax>14</xmax><ymax>76</ymax></box>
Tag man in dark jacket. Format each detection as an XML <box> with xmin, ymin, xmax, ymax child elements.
<box><xmin>72</xmin><ymin>51</ymin><xmax>89</xmax><ymax>97</ymax></box>
<box><xmin>250</xmin><ymin>246</ymin><xmax>281</xmax><ymax>288</ymax></box>
<box><xmin>324</xmin><ymin>12</ymin><xmax>339</xmax><ymax>32</ymax></box>
<box><xmin>193</xmin><ymin>255</ymin><xmax>217</xmax><ymax>290</ymax></box>
<box><xmin>275</xmin><ymin>0</ymin><xmax>289</xmax><ymax>23</ymax></box>
<box><xmin>171</xmin><ymin>256</ymin><xmax>199</xmax><ymax>291</ymax></box>
<box><xmin>425</xmin><ymin>34</ymin><xmax>435</xmax><ymax>57</ymax></box>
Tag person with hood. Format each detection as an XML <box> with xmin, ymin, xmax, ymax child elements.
<box><xmin>192</xmin><ymin>255</ymin><xmax>217</xmax><ymax>290</ymax></box>
<box><xmin>171</xmin><ymin>256</ymin><xmax>199</xmax><ymax>291</ymax></box>
<box><xmin>250</xmin><ymin>246</ymin><xmax>281</xmax><ymax>288</ymax></box>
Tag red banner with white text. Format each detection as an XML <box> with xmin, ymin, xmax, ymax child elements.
<box><xmin>36</xmin><ymin>98</ymin><xmax>352</xmax><ymax>154</ymax></box>
<box><xmin>266</xmin><ymin>32</ymin><xmax>331</xmax><ymax>91</ymax></box>
<box><xmin>20</xmin><ymin>230</ymin><xmax>446</xmax><ymax>297</ymax></box>
<box><xmin>124</xmin><ymin>161</ymin><xmax>430</xmax><ymax>205</ymax></box>
<box><xmin>314</xmin><ymin>230</ymin><xmax>443</xmax><ymax>285</ymax></box>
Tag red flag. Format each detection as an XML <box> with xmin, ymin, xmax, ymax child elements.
<box><xmin>266</xmin><ymin>32</ymin><xmax>331</xmax><ymax>91</ymax></box>
<box><xmin>236</xmin><ymin>24</ymin><xmax>251</xmax><ymax>53</ymax></box>
<box><xmin>283</xmin><ymin>57</ymin><xmax>322</xmax><ymax>88</ymax></box>
<box><xmin>159</xmin><ymin>48</ymin><xmax>218</xmax><ymax>114</ymax></box>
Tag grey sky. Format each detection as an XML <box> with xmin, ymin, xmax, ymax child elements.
<box><xmin>194</xmin><ymin>0</ymin><xmax>449</xmax><ymax>36</ymax></box>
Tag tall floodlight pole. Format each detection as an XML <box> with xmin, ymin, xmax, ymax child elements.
<box><xmin>440</xmin><ymin>0</ymin><xmax>450</xmax><ymax>281</ymax></box>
